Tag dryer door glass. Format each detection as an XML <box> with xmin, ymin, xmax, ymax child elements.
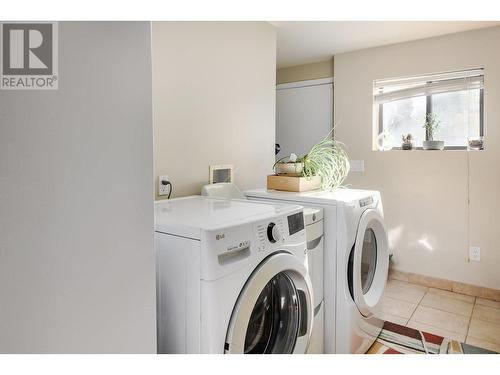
<box><xmin>348</xmin><ymin>208</ymin><xmax>389</xmax><ymax>318</ymax></box>
<box><xmin>244</xmin><ymin>272</ymin><xmax>299</xmax><ymax>354</ymax></box>
<box><xmin>361</xmin><ymin>228</ymin><xmax>377</xmax><ymax>294</ymax></box>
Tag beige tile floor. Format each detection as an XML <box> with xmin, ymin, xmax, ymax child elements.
<box><xmin>379</xmin><ymin>279</ymin><xmax>500</xmax><ymax>353</ymax></box>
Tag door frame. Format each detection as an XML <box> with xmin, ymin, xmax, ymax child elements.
<box><xmin>276</xmin><ymin>77</ymin><xmax>334</xmax><ymax>91</ymax></box>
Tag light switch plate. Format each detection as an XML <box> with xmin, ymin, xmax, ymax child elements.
<box><xmin>469</xmin><ymin>246</ymin><xmax>480</xmax><ymax>262</ymax></box>
<box><xmin>158</xmin><ymin>175</ymin><xmax>170</xmax><ymax>196</ymax></box>
<box><xmin>350</xmin><ymin>160</ymin><xmax>365</xmax><ymax>173</ymax></box>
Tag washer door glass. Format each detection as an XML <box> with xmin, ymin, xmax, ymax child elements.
<box><xmin>244</xmin><ymin>272</ymin><xmax>299</xmax><ymax>354</ymax></box>
<box><xmin>347</xmin><ymin>208</ymin><xmax>389</xmax><ymax>318</ymax></box>
<box><xmin>360</xmin><ymin>228</ymin><xmax>377</xmax><ymax>294</ymax></box>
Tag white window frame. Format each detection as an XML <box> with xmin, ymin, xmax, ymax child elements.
<box><xmin>374</xmin><ymin>69</ymin><xmax>484</xmax><ymax>150</ymax></box>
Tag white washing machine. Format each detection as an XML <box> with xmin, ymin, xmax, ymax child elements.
<box><xmin>155</xmin><ymin>196</ymin><xmax>314</xmax><ymax>354</ymax></box>
<box><xmin>245</xmin><ymin>188</ymin><xmax>389</xmax><ymax>354</ymax></box>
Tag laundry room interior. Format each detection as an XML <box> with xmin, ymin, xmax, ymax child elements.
<box><xmin>1</xmin><ymin>4</ymin><xmax>500</xmax><ymax>366</ymax></box>
<box><xmin>152</xmin><ymin>21</ymin><xmax>500</xmax><ymax>354</ymax></box>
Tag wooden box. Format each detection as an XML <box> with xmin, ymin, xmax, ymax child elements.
<box><xmin>267</xmin><ymin>175</ymin><xmax>321</xmax><ymax>192</ymax></box>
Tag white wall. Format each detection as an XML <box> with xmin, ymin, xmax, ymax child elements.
<box><xmin>0</xmin><ymin>22</ymin><xmax>156</xmax><ymax>353</ymax></box>
<box><xmin>153</xmin><ymin>22</ymin><xmax>277</xmax><ymax>198</ymax></box>
<box><xmin>334</xmin><ymin>26</ymin><xmax>500</xmax><ymax>290</ymax></box>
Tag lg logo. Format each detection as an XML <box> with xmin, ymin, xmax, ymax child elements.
<box><xmin>1</xmin><ymin>22</ymin><xmax>58</xmax><ymax>90</ymax></box>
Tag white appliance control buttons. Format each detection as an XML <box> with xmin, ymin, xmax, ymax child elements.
<box><xmin>359</xmin><ymin>196</ymin><xmax>374</xmax><ymax>207</ymax></box>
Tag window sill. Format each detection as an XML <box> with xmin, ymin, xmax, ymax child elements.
<box><xmin>374</xmin><ymin>148</ymin><xmax>484</xmax><ymax>152</ymax></box>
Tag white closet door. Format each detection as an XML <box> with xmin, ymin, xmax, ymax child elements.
<box><xmin>276</xmin><ymin>80</ymin><xmax>333</xmax><ymax>160</ymax></box>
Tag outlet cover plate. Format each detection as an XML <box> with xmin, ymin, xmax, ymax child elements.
<box><xmin>158</xmin><ymin>175</ymin><xmax>170</xmax><ymax>196</ymax></box>
<box><xmin>350</xmin><ymin>160</ymin><xmax>364</xmax><ymax>173</ymax></box>
<box><xmin>469</xmin><ymin>246</ymin><xmax>480</xmax><ymax>262</ymax></box>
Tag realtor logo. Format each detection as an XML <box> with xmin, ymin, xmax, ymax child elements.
<box><xmin>1</xmin><ymin>22</ymin><xmax>58</xmax><ymax>89</ymax></box>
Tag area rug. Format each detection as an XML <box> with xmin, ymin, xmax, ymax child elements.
<box><xmin>367</xmin><ymin>321</ymin><xmax>497</xmax><ymax>354</ymax></box>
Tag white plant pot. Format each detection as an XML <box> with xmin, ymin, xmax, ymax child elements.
<box><xmin>422</xmin><ymin>140</ymin><xmax>444</xmax><ymax>150</ymax></box>
<box><xmin>275</xmin><ymin>162</ymin><xmax>304</xmax><ymax>175</ymax></box>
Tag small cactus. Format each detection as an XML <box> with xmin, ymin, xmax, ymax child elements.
<box><xmin>402</xmin><ymin>134</ymin><xmax>413</xmax><ymax>144</ymax></box>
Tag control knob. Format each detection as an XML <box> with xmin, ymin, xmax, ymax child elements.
<box><xmin>267</xmin><ymin>222</ymin><xmax>282</xmax><ymax>243</ymax></box>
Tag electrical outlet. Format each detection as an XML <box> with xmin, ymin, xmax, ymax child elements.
<box><xmin>469</xmin><ymin>246</ymin><xmax>480</xmax><ymax>262</ymax></box>
<box><xmin>158</xmin><ymin>175</ymin><xmax>170</xmax><ymax>196</ymax></box>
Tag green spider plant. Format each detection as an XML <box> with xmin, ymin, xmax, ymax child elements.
<box><xmin>274</xmin><ymin>128</ymin><xmax>350</xmax><ymax>191</ymax></box>
<box><xmin>423</xmin><ymin>113</ymin><xmax>441</xmax><ymax>141</ymax></box>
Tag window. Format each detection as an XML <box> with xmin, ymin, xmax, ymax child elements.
<box><xmin>374</xmin><ymin>69</ymin><xmax>484</xmax><ymax>150</ymax></box>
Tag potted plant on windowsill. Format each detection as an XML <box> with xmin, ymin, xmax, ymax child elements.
<box><xmin>401</xmin><ymin>134</ymin><xmax>413</xmax><ymax>150</ymax></box>
<box><xmin>272</xmin><ymin>129</ymin><xmax>350</xmax><ymax>191</ymax></box>
<box><xmin>422</xmin><ymin>113</ymin><xmax>444</xmax><ymax>150</ymax></box>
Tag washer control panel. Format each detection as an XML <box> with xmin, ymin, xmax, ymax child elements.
<box><xmin>287</xmin><ymin>211</ymin><xmax>304</xmax><ymax>235</ymax></box>
<box><xmin>254</xmin><ymin>211</ymin><xmax>305</xmax><ymax>253</ymax></box>
<box><xmin>256</xmin><ymin>217</ymin><xmax>286</xmax><ymax>252</ymax></box>
<box><xmin>359</xmin><ymin>196</ymin><xmax>374</xmax><ymax>208</ymax></box>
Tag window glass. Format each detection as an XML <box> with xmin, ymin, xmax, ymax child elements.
<box><xmin>381</xmin><ymin>96</ymin><xmax>426</xmax><ymax>148</ymax></box>
<box><xmin>361</xmin><ymin>228</ymin><xmax>377</xmax><ymax>294</ymax></box>
<box><xmin>432</xmin><ymin>89</ymin><xmax>481</xmax><ymax>146</ymax></box>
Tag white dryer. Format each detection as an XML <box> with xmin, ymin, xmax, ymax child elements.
<box><xmin>155</xmin><ymin>196</ymin><xmax>314</xmax><ymax>354</ymax></box>
<box><xmin>245</xmin><ymin>188</ymin><xmax>389</xmax><ymax>354</ymax></box>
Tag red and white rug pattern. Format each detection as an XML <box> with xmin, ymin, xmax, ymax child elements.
<box><xmin>367</xmin><ymin>321</ymin><xmax>497</xmax><ymax>354</ymax></box>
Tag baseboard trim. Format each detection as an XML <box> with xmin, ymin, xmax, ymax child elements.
<box><xmin>388</xmin><ymin>268</ymin><xmax>500</xmax><ymax>302</ymax></box>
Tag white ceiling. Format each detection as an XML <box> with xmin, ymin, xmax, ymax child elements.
<box><xmin>273</xmin><ymin>21</ymin><xmax>500</xmax><ymax>68</ymax></box>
